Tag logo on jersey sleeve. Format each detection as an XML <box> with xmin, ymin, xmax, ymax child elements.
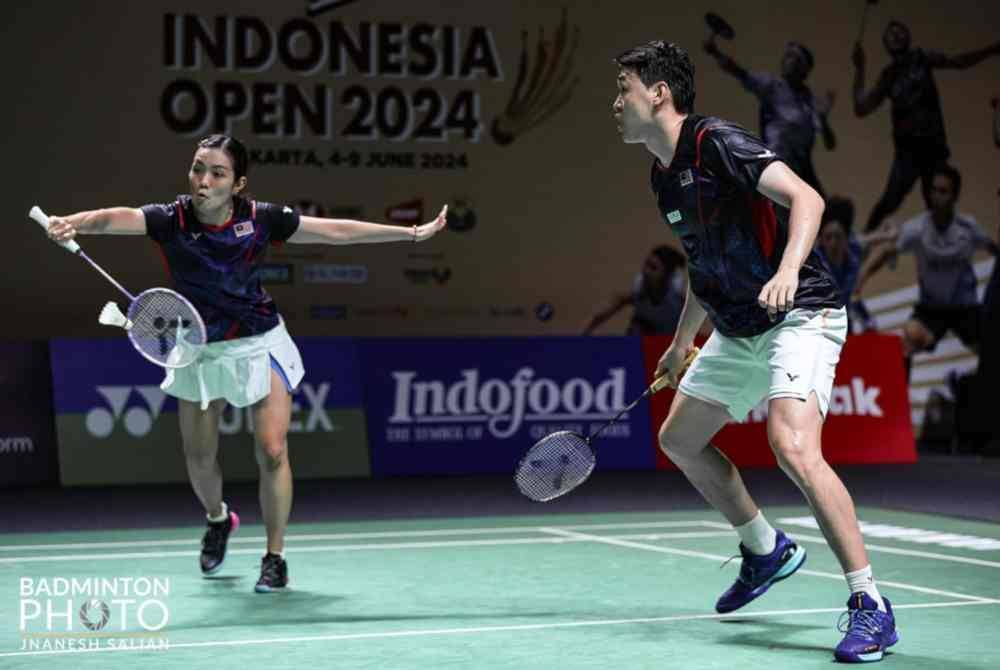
<box><xmin>234</xmin><ymin>221</ymin><xmax>255</xmax><ymax>238</ymax></box>
<box><xmin>666</xmin><ymin>210</ymin><xmax>682</xmax><ymax>225</ymax></box>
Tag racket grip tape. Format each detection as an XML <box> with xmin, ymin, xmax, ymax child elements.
<box><xmin>29</xmin><ymin>206</ymin><xmax>81</xmax><ymax>253</ymax></box>
<box><xmin>650</xmin><ymin>346</ymin><xmax>700</xmax><ymax>393</ymax></box>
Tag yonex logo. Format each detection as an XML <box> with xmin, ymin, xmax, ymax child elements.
<box><xmin>745</xmin><ymin>377</ymin><xmax>882</xmax><ymax>423</ymax></box>
<box><xmin>679</xmin><ymin>170</ymin><xmax>693</xmax><ymax>187</ymax></box>
<box><xmin>86</xmin><ymin>386</ymin><xmax>168</xmax><ymax>438</ymax></box>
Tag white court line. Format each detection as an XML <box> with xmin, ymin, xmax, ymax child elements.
<box><xmin>0</xmin><ymin>531</ymin><xmax>737</xmax><ymax>565</ymax></box>
<box><xmin>1</xmin><ymin>599</ymin><xmax>995</xmax><ymax>659</ymax></box>
<box><xmin>697</xmin><ymin>521</ymin><xmax>1000</xmax><ymax>570</ymax></box>
<box><xmin>540</xmin><ymin>528</ymin><xmax>998</xmax><ymax>604</ymax></box>
<box><xmin>0</xmin><ymin>520</ymin><xmax>714</xmax><ymax>552</ymax></box>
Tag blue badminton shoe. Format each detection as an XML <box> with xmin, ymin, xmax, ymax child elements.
<box><xmin>834</xmin><ymin>593</ymin><xmax>898</xmax><ymax>663</ymax></box>
<box><xmin>715</xmin><ymin>529</ymin><xmax>806</xmax><ymax>613</ymax></box>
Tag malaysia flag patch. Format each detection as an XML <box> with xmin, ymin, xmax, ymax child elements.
<box><xmin>234</xmin><ymin>221</ymin><xmax>255</xmax><ymax>238</ymax></box>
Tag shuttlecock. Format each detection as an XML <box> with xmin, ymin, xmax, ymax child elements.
<box><xmin>98</xmin><ymin>301</ymin><xmax>133</xmax><ymax>330</ymax></box>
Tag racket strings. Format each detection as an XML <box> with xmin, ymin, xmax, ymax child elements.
<box><xmin>515</xmin><ymin>431</ymin><xmax>595</xmax><ymax>502</ymax></box>
<box><xmin>127</xmin><ymin>289</ymin><xmax>206</xmax><ymax>367</ymax></box>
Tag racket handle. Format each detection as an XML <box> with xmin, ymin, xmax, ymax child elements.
<box><xmin>29</xmin><ymin>206</ymin><xmax>81</xmax><ymax>253</ymax></box>
<box><xmin>649</xmin><ymin>346</ymin><xmax>701</xmax><ymax>393</ymax></box>
<box><xmin>650</xmin><ymin>375</ymin><xmax>673</xmax><ymax>393</ymax></box>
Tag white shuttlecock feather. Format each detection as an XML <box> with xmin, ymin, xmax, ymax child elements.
<box><xmin>98</xmin><ymin>301</ymin><xmax>133</xmax><ymax>330</ymax></box>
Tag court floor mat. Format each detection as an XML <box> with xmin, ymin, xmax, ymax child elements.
<box><xmin>2</xmin><ymin>505</ymin><xmax>998</xmax><ymax>669</ymax></box>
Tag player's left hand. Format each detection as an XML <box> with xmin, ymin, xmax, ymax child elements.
<box><xmin>414</xmin><ymin>204</ymin><xmax>448</xmax><ymax>242</ymax></box>
<box><xmin>758</xmin><ymin>268</ymin><xmax>799</xmax><ymax>321</ymax></box>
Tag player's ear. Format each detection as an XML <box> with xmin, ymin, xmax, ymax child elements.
<box><xmin>234</xmin><ymin>176</ymin><xmax>248</xmax><ymax>195</ymax></box>
<box><xmin>652</xmin><ymin>81</ymin><xmax>672</xmax><ymax>109</ymax></box>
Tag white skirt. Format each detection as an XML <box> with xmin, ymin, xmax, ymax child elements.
<box><xmin>161</xmin><ymin>319</ymin><xmax>305</xmax><ymax>410</ymax></box>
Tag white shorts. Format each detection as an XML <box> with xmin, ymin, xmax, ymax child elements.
<box><xmin>678</xmin><ymin>307</ymin><xmax>847</xmax><ymax>421</ymax></box>
<box><xmin>161</xmin><ymin>319</ymin><xmax>305</xmax><ymax>410</ymax></box>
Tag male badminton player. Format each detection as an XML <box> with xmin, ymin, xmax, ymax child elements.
<box><xmin>46</xmin><ymin>134</ymin><xmax>447</xmax><ymax>593</ymax></box>
<box><xmin>612</xmin><ymin>42</ymin><xmax>897</xmax><ymax>662</ymax></box>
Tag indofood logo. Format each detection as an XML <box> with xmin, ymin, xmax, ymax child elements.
<box><xmin>159</xmin><ymin>6</ymin><xmax>577</xmax><ymax>148</ymax></box>
<box><xmin>85</xmin><ymin>384</ymin><xmax>336</xmax><ymax>437</ymax></box>
<box><xmin>388</xmin><ymin>368</ymin><xmax>626</xmax><ymax>440</ymax></box>
<box><xmin>19</xmin><ymin>577</ymin><xmax>170</xmax><ymax>652</ymax></box>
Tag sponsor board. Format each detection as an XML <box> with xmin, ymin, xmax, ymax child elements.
<box><xmin>50</xmin><ymin>338</ymin><xmax>370</xmax><ymax>485</ymax></box>
<box><xmin>360</xmin><ymin>337</ymin><xmax>655</xmax><ymax>475</ymax></box>
<box><xmin>0</xmin><ymin>342</ymin><xmax>57</xmax><ymax>487</ymax></box>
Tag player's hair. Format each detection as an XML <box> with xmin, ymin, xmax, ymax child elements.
<box><xmin>821</xmin><ymin>196</ymin><xmax>855</xmax><ymax>233</ymax></box>
<box><xmin>787</xmin><ymin>42</ymin><xmax>814</xmax><ymax>72</ymax></box>
<box><xmin>615</xmin><ymin>41</ymin><xmax>695</xmax><ymax>113</ymax></box>
<box><xmin>883</xmin><ymin>20</ymin><xmax>911</xmax><ymax>49</ymax></box>
<box><xmin>197</xmin><ymin>134</ymin><xmax>249</xmax><ymax>181</ymax></box>
<box><xmin>923</xmin><ymin>164</ymin><xmax>962</xmax><ymax>205</ymax></box>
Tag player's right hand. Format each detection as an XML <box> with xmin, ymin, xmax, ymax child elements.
<box><xmin>47</xmin><ymin>216</ymin><xmax>77</xmax><ymax>244</ymax></box>
<box><xmin>656</xmin><ymin>342</ymin><xmax>695</xmax><ymax>389</ymax></box>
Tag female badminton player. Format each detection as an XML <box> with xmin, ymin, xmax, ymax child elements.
<box><xmin>45</xmin><ymin>134</ymin><xmax>448</xmax><ymax>592</ymax></box>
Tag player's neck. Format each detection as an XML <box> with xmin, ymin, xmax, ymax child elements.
<box><xmin>196</xmin><ymin>199</ymin><xmax>234</xmax><ymax>226</ymax></box>
<box><xmin>930</xmin><ymin>208</ymin><xmax>953</xmax><ymax>229</ymax></box>
<box><xmin>646</xmin><ymin>113</ymin><xmax>687</xmax><ymax>168</ymax></box>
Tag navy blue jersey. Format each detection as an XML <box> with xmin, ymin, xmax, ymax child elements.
<box><xmin>142</xmin><ymin>196</ymin><xmax>300</xmax><ymax>342</ymax></box>
<box><xmin>651</xmin><ymin>115</ymin><xmax>841</xmax><ymax>337</ymax></box>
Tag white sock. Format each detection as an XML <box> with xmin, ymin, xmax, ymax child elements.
<box><xmin>734</xmin><ymin>511</ymin><xmax>777</xmax><ymax>556</ymax></box>
<box><xmin>207</xmin><ymin>501</ymin><xmax>228</xmax><ymax>523</ymax></box>
<box><xmin>845</xmin><ymin>565</ymin><xmax>886</xmax><ymax>612</ymax></box>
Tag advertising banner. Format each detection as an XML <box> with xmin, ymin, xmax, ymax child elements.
<box><xmin>50</xmin><ymin>337</ymin><xmax>369</xmax><ymax>485</ymax></box>
<box><xmin>360</xmin><ymin>337</ymin><xmax>656</xmax><ymax>476</ymax></box>
<box><xmin>0</xmin><ymin>342</ymin><xmax>58</xmax><ymax>487</ymax></box>
<box><xmin>642</xmin><ymin>333</ymin><xmax>916</xmax><ymax>468</ymax></box>
<box><xmin>12</xmin><ymin>2</ymin><xmax>998</xmax><ymax>342</ymax></box>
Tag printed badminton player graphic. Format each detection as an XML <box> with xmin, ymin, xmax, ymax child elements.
<box><xmin>29</xmin><ymin>206</ymin><xmax>206</xmax><ymax>368</ymax></box>
<box><xmin>515</xmin><ymin>346</ymin><xmax>699</xmax><ymax>501</ymax></box>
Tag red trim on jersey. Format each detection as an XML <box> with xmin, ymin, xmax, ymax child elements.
<box><xmin>223</xmin><ymin>320</ymin><xmax>242</xmax><ymax>340</ymax></box>
<box><xmin>751</xmin><ymin>195</ymin><xmax>778</xmax><ymax>260</ymax></box>
<box><xmin>694</xmin><ymin>127</ymin><xmax>712</xmax><ymax>226</ymax></box>
<box><xmin>176</xmin><ymin>200</ymin><xmax>187</xmax><ymax>231</ymax></box>
<box><xmin>153</xmin><ymin>241</ymin><xmax>173</xmax><ymax>283</ymax></box>
<box><xmin>695</xmin><ymin>127</ymin><xmax>711</xmax><ymax>169</ymax></box>
<box><xmin>243</xmin><ymin>200</ymin><xmax>262</xmax><ymax>263</ymax></box>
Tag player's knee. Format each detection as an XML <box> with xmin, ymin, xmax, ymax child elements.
<box><xmin>255</xmin><ymin>437</ymin><xmax>287</xmax><ymax>471</ymax></box>
<box><xmin>658</xmin><ymin>425</ymin><xmax>695</xmax><ymax>463</ymax></box>
<box><xmin>769</xmin><ymin>430</ymin><xmax>822</xmax><ymax>487</ymax></box>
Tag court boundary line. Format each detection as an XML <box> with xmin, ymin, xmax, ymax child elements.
<box><xmin>5</xmin><ymin>518</ymin><xmax>1000</xmax><ymax>570</ymax></box>
<box><xmin>2</xmin><ymin>599</ymin><xmax>995</xmax><ymax>659</ymax></box>
<box><xmin>0</xmin><ymin>531</ymin><xmax>737</xmax><ymax>564</ymax></box>
<box><xmin>0</xmin><ymin>520</ymin><xmax>716</xmax><ymax>552</ymax></box>
<box><xmin>540</xmin><ymin>527</ymin><xmax>998</xmax><ymax>603</ymax></box>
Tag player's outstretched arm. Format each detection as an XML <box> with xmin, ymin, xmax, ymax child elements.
<box><xmin>289</xmin><ymin>205</ymin><xmax>447</xmax><ymax>245</ymax></box>
<box><xmin>583</xmin><ymin>293</ymin><xmax>632</xmax><ymax>335</ymax></box>
<box><xmin>930</xmin><ymin>41</ymin><xmax>1000</xmax><ymax>70</ymax></box>
<box><xmin>46</xmin><ymin>208</ymin><xmax>147</xmax><ymax>244</ymax></box>
<box><xmin>851</xmin><ymin>43</ymin><xmax>887</xmax><ymax>117</ymax></box>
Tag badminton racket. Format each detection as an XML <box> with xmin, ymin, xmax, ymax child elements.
<box><xmin>29</xmin><ymin>205</ymin><xmax>206</xmax><ymax>368</ymax></box>
<box><xmin>515</xmin><ymin>346</ymin><xmax>700</xmax><ymax>502</ymax></box>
